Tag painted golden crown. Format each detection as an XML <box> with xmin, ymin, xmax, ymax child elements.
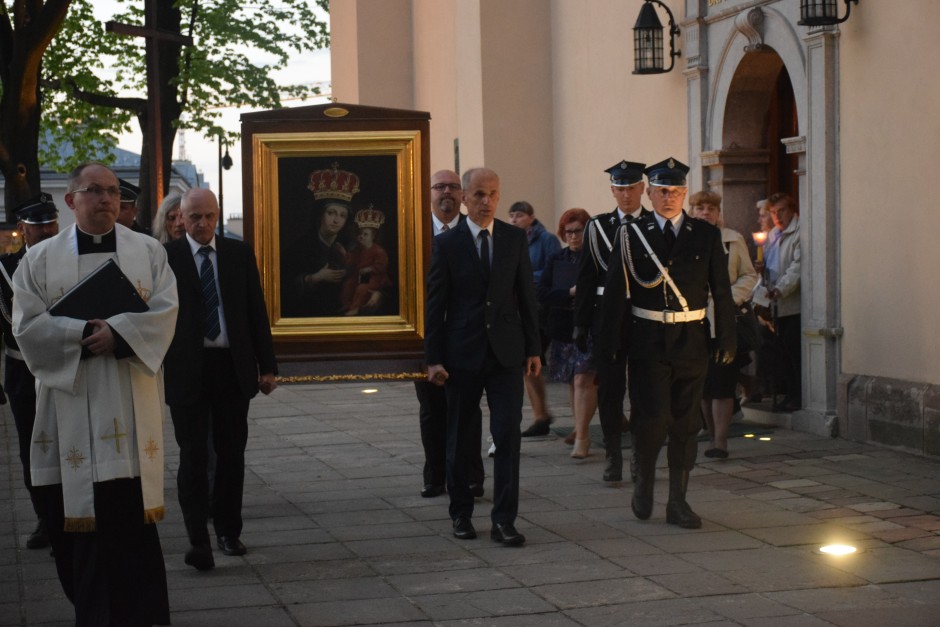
<box><xmin>354</xmin><ymin>205</ymin><xmax>385</xmax><ymax>230</ymax></box>
<box><xmin>307</xmin><ymin>162</ymin><xmax>360</xmax><ymax>201</ymax></box>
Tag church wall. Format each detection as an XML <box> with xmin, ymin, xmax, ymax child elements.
<box><xmin>549</xmin><ymin>0</ymin><xmax>688</xmax><ymax>223</ymax></box>
<box><xmin>838</xmin><ymin>0</ymin><xmax>940</xmax><ymax>385</ymax></box>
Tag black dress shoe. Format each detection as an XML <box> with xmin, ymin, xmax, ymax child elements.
<box><xmin>603</xmin><ymin>451</ymin><xmax>623</xmax><ymax>482</ymax></box>
<box><xmin>666</xmin><ymin>499</ymin><xmax>703</xmax><ymax>529</ymax></box>
<box><xmin>421</xmin><ymin>484</ymin><xmax>445</xmax><ymax>498</ymax></box>
<box><xmin>490</xmin><ymin>522</ymin><xmax>525</xmax><ymax>546</ymax></box>
<box><xmin>452</xmin><ymin>517</ymin><xmax>477</xmax><ymax>540</ymax></box>
<box><xmin>703</xmin><ymin>448</ymin><xmax>729</xmax><ymax>459</ymax></box>
<box><xmin>521</xmin><ymin>418</ymin><xmax>552</xmax><ymax>437</ymax></box>
<box><xmin>469</xmin><ymin>483</ymin><xmax>484</xmax><ymax>498</ymax></box>
<box><xmin>217</xmin><ymin>536</ymin><xmax>247</xmax><ymax>556</ymax></box>
<box><xmin>26</xmin><ymin>521</ymin><xmax>49</xmax><ymax>549</ymax></box>
<box><xmin>184</xmin><ymin>543</ymin><xmax>215</xmax><ymax>571</ymax></box>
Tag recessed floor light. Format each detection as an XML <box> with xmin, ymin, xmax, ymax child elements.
<box><xmin>818</xmin><ymin>544</ymin><xmax>857</xmax><ymax>556</ymax></box>
<box><xmin>362</xmin><ymin>389</ymin><xmax>378</xmax><ymax>394</ymax></box>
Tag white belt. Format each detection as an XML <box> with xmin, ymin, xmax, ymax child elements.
<box><xmin>632</xmin><ymin>306</ymin><xmax>706</xmax><ymax>324</ymax></box>
<box><xmin>4</xmin><ymin>346</ymin><xmax>23</xmax><ymax>360</ymax></box>
<box><xmin>596</xmin><ymin>287</ymin><xmax>605</xmax><ymax>296</ymax></box>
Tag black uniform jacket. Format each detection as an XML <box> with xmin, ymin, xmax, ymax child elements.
<box><xmin>600</xmin><ymin>212</ymin><xmax>736</xmax><ymax>362</ymax></box>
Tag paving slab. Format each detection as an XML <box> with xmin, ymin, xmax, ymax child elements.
<box><xmin>5</xmin><ymin>380</ymin><xmax>940</xmax><ymax>626</ymax></box>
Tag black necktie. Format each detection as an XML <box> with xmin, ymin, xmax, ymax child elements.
<box><xmin>198</xmin><ymin>246</ymin><xmax>221</xmax><ymax>340</ymax></box>
<box><xmin>479</xmin><ymin>229</ymin><xmax>491</xmax><ymax>278</ymax></box>
<box><xmin>663</xmin><ymin>220</ymin><xmax>676</xmax><ymax>252</ymax></box>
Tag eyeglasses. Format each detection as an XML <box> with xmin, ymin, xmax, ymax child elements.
<box><xmin>431</xmin><ymin>183</ymin><xmax>461</xmax><ymax>192</ymax></box>
<box><xmin>72</xmin><ymin>185</ymin><xmax>121</xmax><ymax>198</ymax></box>
<box><xmin>564</xmin><ymin>228</ymin><xmax>584</xmax><ymax>236</ymax></box>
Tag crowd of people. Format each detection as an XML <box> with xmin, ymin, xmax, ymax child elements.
<box><xmin>1</xmin><ymin>158</ymin><xmax>802</xmax><ymax>623</ymax></box>
<box><xmin>420</xmin><ymin>159</ymin><xmax>802</xmax><ymax>541</ymax></box>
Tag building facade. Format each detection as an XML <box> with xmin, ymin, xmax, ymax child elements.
<box><xmin>330</xmin><ymin>0</ymin><xmax>940</xmax><ymax>456</ymax></box>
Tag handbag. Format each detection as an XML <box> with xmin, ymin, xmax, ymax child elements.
<box><xmin>735</xmin><ymin>301</ymin><xmax>763</xmax><ymax>353</ymax></box>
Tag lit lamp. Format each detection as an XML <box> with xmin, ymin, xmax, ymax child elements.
<box><xmin>218</xmin><ymin>137</ymin><xmax>234</xmax><ymax>237</ymax></box>
<box><xmin>799</xmin><ymin>0</ymin><xmax>859</xmax><ymax>26</ymax></box>
<box><xmin>633</xmin><ymin>0</ymin><xmax>681</xmax><ymax>75</ymax></box>
<box><xmin>752</xmin><ymin>231</ymin><xmax>768</xmax><ymax>263</ymax></box>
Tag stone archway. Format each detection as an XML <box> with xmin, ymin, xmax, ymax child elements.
<box><xmin>689</xmin><ymin>4</ymin><xmax>843</xmax><ymax>434</ymax></box>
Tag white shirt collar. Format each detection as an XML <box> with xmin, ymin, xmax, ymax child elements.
<box><xmin>466</xmin><ymin>218</ymin><xmax>493</xmax><ymax>239</ymax></box>
<box><xmin>653</xmin><ymin>211</ymin><xmax>684</xmax><ymax>232</ymax></box>
<box><xmin>186</xmin><ymin>233</ymin><xmax>216</xmax><ymax>255</ymax></box>
<box><xmin>431</xmin><ymin>212</ymin><xmax>460</xmax><ymax>234</ymax></box>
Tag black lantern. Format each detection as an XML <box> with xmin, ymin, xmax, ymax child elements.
<box><xmin>218</xmin><ymin>137</ymin><xmax>234</xmax><ymax>237</ymax></box>
<box><xmin>799</xmin><ymin>0</ymin><xmax>859</xmax><ymax>26</ymax></box>
<box><xmin>633</xmin><ymin>0</ymin><xmax>681</xmax><ymax>75</ymax></box>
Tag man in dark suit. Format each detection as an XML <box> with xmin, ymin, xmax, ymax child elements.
<box><xmin>415</xmin><ymin>169</ymin><xmax>485</xmax><ymax>499</ymax></box>
<box><xmin>425</xmin><ymin>167</ymin><xmax>541</xmax><ymax>546</ymax></box>
<box><xmin>164</xmin><ymin>188</ymin><xmax>278</xmax><ymax>570</ymax></box>
<box><xmin>601</xmin><ymin>158</ymin><xmax>735</xmax><ymax>529</ymax></box>
<box><xmin>0</xmin><ymin>194</ymin><xmax>59</xmax><ymax>549</ymax></box>
<box><xmin>573</xmin><ymin>160</ymin><xmax>649</xmax><ymax>482</ymax></box>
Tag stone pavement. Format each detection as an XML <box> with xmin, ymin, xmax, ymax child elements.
<box><xmin>3</xmin><ymin>381</ymin><xmax>940</xmax><ymax>626</ymax></box>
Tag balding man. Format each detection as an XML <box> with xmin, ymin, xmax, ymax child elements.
<box><xmin>425</xmin><ymin>167</ymin><xmax>541</xmax><ymax>546</ymax></box>
<box><xmin>164</xmin><ymin>188</ymin><xmax>278</xmax><ymax>571</ymax></box>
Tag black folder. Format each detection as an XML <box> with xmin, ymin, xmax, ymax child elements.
<box><xmin>48</xmin><ymin>259</ymin><xmax>149</xmax><ymax>319</ymax></box>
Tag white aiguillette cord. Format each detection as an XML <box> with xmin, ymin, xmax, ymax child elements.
<box><xmin>628</xmin><ymin>222</ymin><xmax>690</xmax><ymax>312</ymax></box>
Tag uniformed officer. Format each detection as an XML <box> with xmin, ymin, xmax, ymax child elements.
<box><xmin>601</xmin><ymin>158</ymin><xmax>735</xmax><ymax>529</ymax></box>
<box><xmin>117</xmin><ymin>178</ymin><xmax>151</xmax><ymax>234</ymax></box>
<box><xmin>572</xmin><ymin>160</ymin><xmax>649</xmax><ymax>482</ymax></box>
<box><xmin>0</xmin><ymin>193</ymin><xmax>59</xmax><ymax>548</ymax></box>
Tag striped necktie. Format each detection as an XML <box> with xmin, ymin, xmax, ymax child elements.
<box><xmin>479</xmin><ymin>229</ymin><xmax>491</xmax><ymax>278</ymax></box>
<box><xmin>198</xmin><ymin>246</ymin><xmax>221</xmax><ymax>340</ymax></box>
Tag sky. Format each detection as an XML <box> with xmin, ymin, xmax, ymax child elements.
<box><xmin>91</xmin><ymin>1</ymin><xmax>332</xmax><ymax>225</ymax></box>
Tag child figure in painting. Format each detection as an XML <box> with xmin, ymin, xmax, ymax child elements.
<box><xmin>342</xmin><ymin>205</ymin><xmax>392</xmax><ymax>315</ymax></box>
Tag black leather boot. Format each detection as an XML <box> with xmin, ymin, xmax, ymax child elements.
<box><xmin>631</xmin><ymin>454</ymin><xmax>655</xmax><ymax>520</ymax></box>
<box><xmin>603</xmin><ymin>448</ymin><xmax>623</xmax><ymax>482</ymax></box>
<box><xmin>665</xmin><ymin>468</ymin><xmax>702</xmax><ymax>529</ymax></box>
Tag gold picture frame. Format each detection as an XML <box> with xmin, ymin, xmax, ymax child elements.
<box><xmin>248</xmin><ymin>125</ymin><xmax>428</xmax><ymax>361</ymax></box>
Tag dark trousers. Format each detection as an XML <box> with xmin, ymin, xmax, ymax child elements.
<box><xmin>596</xmin><ymin>347</ymin><xmax>628</xmax><ymax>454</ymax></box>
<box><xmin>446</xmin><ymin>354</ymin><xmax>524</xmax><ymax>525</ymax></box>
<box><xmin>5</xmin><ymin>356</ymin><xmax>42</xmax><ymax>519</ymax></box>
<box><xmin>629</xmin><ymin>356</ymin><xmax>708</xmax><ymax>471</ymax></box>
<box><xmin>34</xmin><ymin>479</ymin><xmax>170</xmax><ymax>627</ymax></box>
<box><xmin>170</xmin><ymin>348</ymin><xmax>250</xmax><ymax>545</ymax></box>
<box><xmin>415</xmin><ymin>380</ymin><xmax>484</xmax><ymax>488</ymax></box>
<box><xmin>777</xmin><ymin>314</ymin><xmax>802</xmax><ymax>402</ymax></box>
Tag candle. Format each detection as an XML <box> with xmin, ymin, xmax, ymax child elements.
<box><xmin>752</xmin><ymin>231</ymin><xmax>767</xmax><ymax>263</ymax></box>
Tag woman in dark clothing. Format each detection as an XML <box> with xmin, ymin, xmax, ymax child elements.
<box><xmin>537</xmin><ymin>208</ymin><xmax>597</xmax><ymax>459</ymax></box>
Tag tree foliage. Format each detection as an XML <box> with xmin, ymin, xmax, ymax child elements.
<box><xmin>1</xmin><ymin>0</ymin><xmax>330</xmax><ymax>220</ymax></box>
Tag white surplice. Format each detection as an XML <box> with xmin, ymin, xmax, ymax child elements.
<box><xmin>12</xmin><ymin>225</ymin><xmax>179</xmax><ymax>530</ymax></box>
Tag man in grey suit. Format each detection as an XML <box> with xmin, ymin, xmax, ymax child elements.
<box><xmin>425</xmin><ymin>167</ymin><xmax>541</xmax><ymax>546</ymax></box>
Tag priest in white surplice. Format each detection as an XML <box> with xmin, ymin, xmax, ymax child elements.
<box><xmin>12</xmin><ymin>163</ymin><xmax>178</xmax><ymax>627</ymax></box>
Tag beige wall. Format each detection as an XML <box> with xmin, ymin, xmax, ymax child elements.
<box><xmin>550</xmin><ymin>0</ymin><xmax>687</xmax><ymax>224</ymax></box>
<box><xmin>839</xmin><ymin>1</ymin><xmax>940</xmax><ymax>383</ymax></box>
<box><xmin>332</xmin><ymin>0</ymin><xmax>687</xmax><ymax>230</ymax></box>
<box><xmin>330</xmin><ymin>0</ymin><xmax>415</xmax><ymax>109</ymax></box>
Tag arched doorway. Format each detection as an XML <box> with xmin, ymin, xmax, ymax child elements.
<box><xmin>705</xmin><ymin>47</ymin><xmax>798</xmax><ymax>237</ymax></box>
<box><xmin>691</xmin><ymin>3</ymin><xmax>843</xmax><ymax>435</ymax></box>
